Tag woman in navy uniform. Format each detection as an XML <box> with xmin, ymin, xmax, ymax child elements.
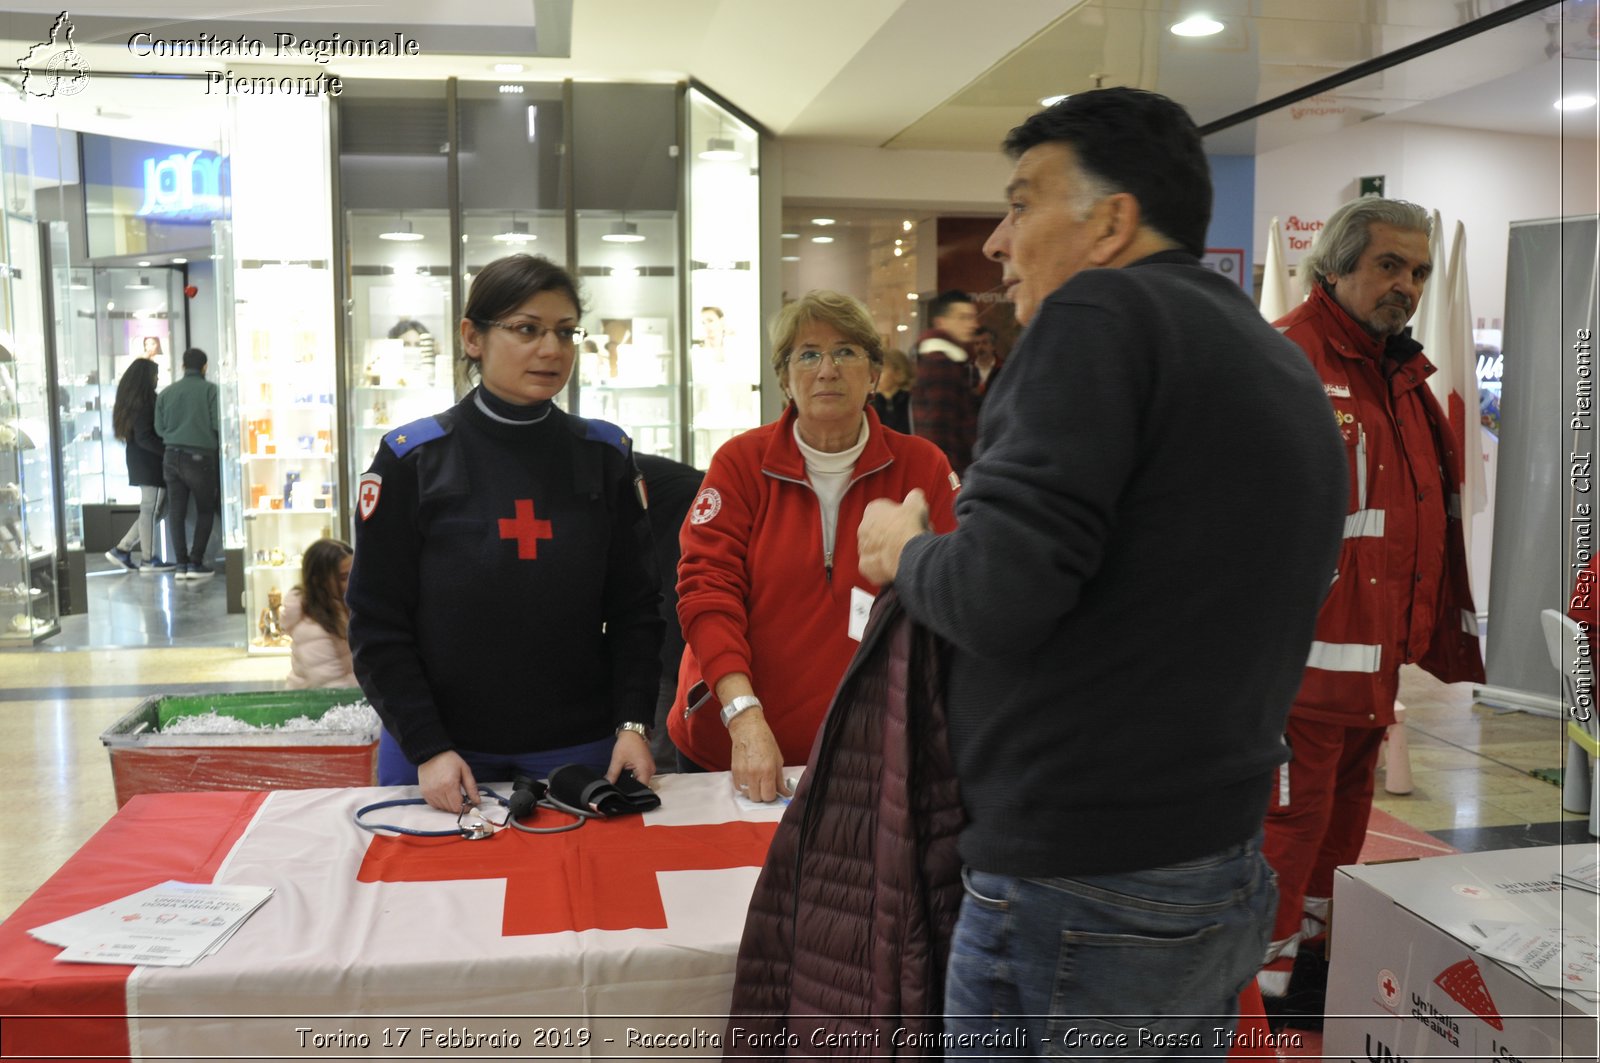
<box><xmin>348</xmin><ymin>254</ymin><xmax>663</xmax><ymax>813</ymax></box>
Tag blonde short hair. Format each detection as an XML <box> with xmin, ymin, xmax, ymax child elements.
<box><xmin>770</xmin><ymin>290</ymin><xmax>884</xmax><ymax>389</ymax></box>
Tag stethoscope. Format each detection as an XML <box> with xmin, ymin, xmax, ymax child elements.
<box><xmin>353</xmin><ymin>782</ymin><xmax>598</xmax><ymax>840</ymax></box>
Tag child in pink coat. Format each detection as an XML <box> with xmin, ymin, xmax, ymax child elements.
<box><xmin>284</xmin><ymin>538</ymin><xmax>357</xmax><ymax>689</ymax></box>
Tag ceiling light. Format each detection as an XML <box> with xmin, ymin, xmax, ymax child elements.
<box><xmin>780</xmin><ymin>255</ymin><xmax>800</xmax><ymax>262</ymax></box>
<box><xmin>698</xmin><ymin>136</ymin><xmax>743</xmax><ymax>161</ymax></box>
<box><xmin>601</xmin><ymin>214</ymin><xmax>646</xmax><ymax>243</ymax></box>
<box><xmin>811</xmin><ymin>235</ymin><xmax>834</xmax><ymax>244</ymax></box>
<box><xmin>901</xmin><ymin>220</ymin><xmax>913</xmax><ymax>231</ymax></box>
<box><xmin>493</xmin><ymin>217</ymin><xmax>536</xmax><ymax>244</ymax></box>
<box><xmin>896</xmin><ymin>324</ymin><xmax>908</xmax><ymax>332</ymax></box>
<box><xmin>1170</xmin><ymin>15</ymin><xmax>1224</xmax><ymax>37</ymax></box>
<box><xmin>1039</xmin><ymin>94</ymin><xmax>1070</xmax><ymax>107</ymax></box>
<box><xmin>171</xmin><ymin>257</ymin><xmax>187</xmax><ymax>264</ymax></box>
<box><xmin>379</xmin><ymin>217</ymin><xmax>424</xmax><ymax>242</ymax></box>
<box><xmin>1557</xmin><ymin>94</ymin><xmax>1598</xmax><ymax>111</ymax></box>
<box><xmin>611</xmin><ymin>266</ymin><xmax>640</xmax><ymax>279</ymax></box>
<box><xmin>494</xmin><ymin>63</ymin><xmax>524</xmax><ymax>74</ymax></box>
<box><xmin>906</xmin><ymin>292</ymin><xmax>919</xmax><ymax>300</ymax></box>
<box><xmin>893</xmin><ymin>247</ymin><xmax>903</xmax><ymax>257</ymax></box>
<box><xmin>125</xmin><ymin>274</ymin><xmax>152</xmax><ymax>290</ymax></box>
<box><xmin>811</xmin><ymin>217</ymin><xmax>836</xmax><ymax>226</ymax></box>
<box><xmin>137</xmin><ymin>260</ymin><xmax>151</xmax><ymax>267</ymax></box>
<box><xmin>498</xmin><ymin>84</ymin><xmax>524</xmax><ymax>94</ymax></box>
<box><xmin>781</xmin><ymin>232</ymin><xmax>799</xmax><ymax>240</ymax></box>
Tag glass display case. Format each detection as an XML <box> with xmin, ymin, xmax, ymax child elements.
<box><xmin>575</xmin><ymin>210</ymin><xmax>681</xmax><ymax>458</ymax></box>
<box><xmin>0</xmin><ymin>201</ymin><xmax>59</xmax><ymax>643</ymax></box>
<box><xmin>685</xmin><ymin>88</ymin><xmax>762</xmax><ymax>468</ymax></box>
<box><xmin>345</xmin><ymin>209</ymin><xmax>456</xmax><ymax>473</ymax></box>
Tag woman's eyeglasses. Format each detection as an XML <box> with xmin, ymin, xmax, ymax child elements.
<box><xmin>480</xmin><ymin>320</ymin><xmax>587</xmax><ymax>346</ymax></box>
<box><xmin>788</xmin><ymin>345</ymin><xmax>869</xmax><ymax>371</ymax></box>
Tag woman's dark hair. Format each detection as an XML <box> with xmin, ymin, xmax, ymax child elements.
<box><xmin>387</xmin><ymin>319</ymin><xmax>429</xmax><ymax>340</ymax></box>
<box><xmin>297</xmin><ymin>537</ymin><xmax>353</xmax><ymax>641</ymax></box>
<box><xmin>111</xmin><ymin>358</ymin><xmax>159</xmax><ymax>442</ymax></box>
<box><xmin>1002</xmin><ymin>87</ymin><xmax>1212</xmax><ymax>258</ymax></box>
<box><xmin>460</xmin><ymin>255</ymin><xmax>584</xmax><ymax>382</ymax></box>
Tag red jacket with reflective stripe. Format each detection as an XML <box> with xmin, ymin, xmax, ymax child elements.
<box><xmin>1277</xmin><ymin>286</ymin><xmax>1484</xmax><ymax>728</ymax></box>
<box><xmin>668</xmin><ymin>404</ymin><xmax>958</xmax><ymax>769</ymax></box>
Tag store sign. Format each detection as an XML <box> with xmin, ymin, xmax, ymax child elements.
<box><xmin>138</xmin><ymin>149</ymin><xmax>226</xmax><ymax>220</ymax></box>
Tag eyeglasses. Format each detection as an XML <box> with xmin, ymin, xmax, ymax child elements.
<box><xmin>787</xmin><ymin>345</ymin><xmax>870</xmax><ymax>371</ymax></box>
<box><xmin>479</xmin><ymin>320</ymin><xmax>587</xmax><ymax>346</ymax></box>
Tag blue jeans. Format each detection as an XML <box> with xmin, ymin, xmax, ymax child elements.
<box><xmin>377</xmin><ymin>729</ymin><xmax>614</xmax><ymax>786</ymax></box>
<box><xmin>945</xmin><ymin>834</ymin><xmax>1277</xmax><ymax>1059</ymax></box>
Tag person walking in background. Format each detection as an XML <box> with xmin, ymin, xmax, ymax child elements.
<box><xmin>104</xmin><ymin>358</ymin><xmax>176</xmax><ymax>573</ymax></box>
<box><xmin>868</xmin><ymin>347</ymin><xmax>915</xmax><ymax>434</ymax></box>
<box><xmin>283</xmin><ymin>537</ymin><xmax>357</xmax><ymax>689</ymax></box>
<box><xmin>153</xmin><ymin>347</ymin><xmax>220</xmax><ymax>581</ymax></box>
<box><xmin>669</xmin><ymin>290</ymin><xmax>958</xmax><ymax>802</ymax></box>
<box><xmin>911</xmin><ymin>289</ymin><xmax>980</xmax><ymax>474</ymax></box>
<box><xmin>1257</xmin><ymin>195</ymin><xmax>1484</xmax><ymax>1027</ymax></box>
<box><xmin>971</xmin><ymin>325</ymin><xmax>1002</xmax><ymax>397</ymax></box>
<box><xmin>857</xmin><ymin>88</ymin><xmax>1348</xmax><ymax>1055</ymax></box>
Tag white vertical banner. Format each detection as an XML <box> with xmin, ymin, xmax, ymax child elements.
<box><xmin>1411</xmin><ymin>209</ymin><xmax>1447</xmax><ymax>356</ymax></box>
<box><xmin>1443</xmin><ymin>221</ymin><xmax>1488</xmax><ymax>562</ymax></box>
<box><xmin>1259</xmin><ymin>216</ymin><xmax>1295</xmax><ymax>322</ymax></box>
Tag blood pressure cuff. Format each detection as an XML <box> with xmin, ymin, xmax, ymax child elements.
<box><xmin>548</xmin><ymin>764</ymin><xmax>661</xmax><ymax>816</ymax></box>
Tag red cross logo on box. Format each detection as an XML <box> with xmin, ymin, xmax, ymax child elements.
<box><xmin>498</xmin><ymin>498</ymin><xmax>553</xmax><ymax>559</ymax></box>
<box><xmin>356</xmin><ymin>815</ymin><xmax>777</xmax><ymax>936</ymax></box>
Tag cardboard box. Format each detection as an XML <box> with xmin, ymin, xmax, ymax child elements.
<box><xmin>100</xmin><ymin>689</ymin><xmax>378</xmax><ymax>806</ymax></box>
<box><xmin>1325</xmin><ymin>845</ymin><xmax>1598</xmax><ymax>1061</ymax></box>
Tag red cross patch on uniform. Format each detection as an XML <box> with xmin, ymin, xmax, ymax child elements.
<box><xmin>690</xmin><ymin>487</ymin><xmax>722</xmax><ymax>525</ymax></box>
<box><xmin>357</xmin><ymin>472</ymin><xmax>382</xmax><ymax>520</ymax></box>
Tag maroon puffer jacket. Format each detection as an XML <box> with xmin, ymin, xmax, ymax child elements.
<box><xmin>726</xmin><ymin>589</ymin><xmax>966</xmax><ymax>1058</ymax></box>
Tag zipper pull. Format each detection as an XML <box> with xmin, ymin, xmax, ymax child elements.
<box><xmin>825</xmin><ymin>550</ymin><xmax>833</xmax><ymax>583</ymax></box>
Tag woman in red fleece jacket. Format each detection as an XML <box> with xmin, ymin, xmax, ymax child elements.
<box><xmin>669</xmin><ymin>290</ymin><xmax>958</xmax><ymax>801</ymax></box>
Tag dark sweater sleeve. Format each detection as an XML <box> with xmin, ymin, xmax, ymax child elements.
<box><xmin>346</xmin><ymin>443</ymin><xmax>452</xmax><ymax>764</ymax></box>
<box><xmin>897</xmin><ymin>299</ymin><xmax>1145</xmax><ymax>658</ymax></box>
<box><xmin>132</xmin><ymin>411</ymin><xmax>164</xmax><ymax>459</ymax></box>
<box><xmin>603</xmin><ymin>451</ymin><xmax>666</xmax><ymax>729</ymax></box>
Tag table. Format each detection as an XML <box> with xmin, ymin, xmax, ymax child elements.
<box><xmin>0</xmin><ymin>773</ymin><xmax>789</xmax><ymax>1061</ymax></box>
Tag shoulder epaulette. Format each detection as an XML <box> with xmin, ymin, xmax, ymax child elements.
<box><xmin>384</xmin><ymin>416</ymin><xmax>449</xmax><ymax>458</ymax></box>
<box><xmin>567</xmin><ymin>415</ymin><xmax>631</xmax><ymax>456</ymax></box>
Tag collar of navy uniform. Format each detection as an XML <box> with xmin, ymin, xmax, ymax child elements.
<box><xmin>474</xmin><ymin>386</ymin><xmax>554</xmax><ymax>425</ymax></box>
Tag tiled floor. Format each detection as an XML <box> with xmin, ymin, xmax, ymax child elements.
<box><xmin>1</xmin><ymin>587</ymin><xmax>1595</xmax><ymax>1061</ymax></box>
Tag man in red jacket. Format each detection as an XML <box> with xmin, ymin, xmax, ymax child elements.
<box><xmin>1259</xmin><ymin>196</ymin><xmax>1485</xmax><ymax>1024</ymax></box>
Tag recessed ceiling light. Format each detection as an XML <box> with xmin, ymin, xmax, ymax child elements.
<box><xmin>893</xmin><ymin>247</ymin><xmax>903</xmax><ymax>257</ymax></box>
<box><xmin>895</xmin><ymin>324</ymin><xmax>908</xmax><ymax>332</ymax></box>
<box><xmin>906</xmin><ymin>292</ymin><xmax>919</xmax><ymax>300</ymax></box>
<box><xmin>171</xmin><ymin>257</ymin><xmax>187</xmax><ymax>264</ymax></box>
<box><xmin>781</xmin><ymin>232</ymin><xmax>799</xmax><ymax>239</ymax></box>
<box><xmin>1039</xmin><ymin>94</ymin><xmax>1070</xmax><ymax>107</ymax></box>
<box><xmin>498</xmin><ymin>84</ymin><xmax>524</xmax><ymax>94</ymax></box>
<box><xmin>780</xmin><ymin>255</ymin><xmax>800</xmax><ymax>262</ymax></box>
<box><xmin>1170</xmin><ymin>15</ymin><xmax>1224</xmax><ymax>37</ymax></box>
<box><xmin>1557</xmin><ymin>94</ymin><xmax>1598</xmax><ymax>111</ymax></box>
<box><xmin>811</xmin><ymin>217</ymin><xmax>836</xmax><ymax>226</ymax></box>
<box><xmin>811</xmin><ymin>235</ymin><xmax>834</xmax><ymax>244</ymax></box>
<box><xmin>137</xmin><ymin>260</ymin><xmax>151</xmax><ymax>267</ymax></box>
<box><xmin>901</xmin><ymin>220</ymin><xmax>913</xmax><ymax>231</ymax></box>
<box><xmin>494</xmin><ymin>63</ymin><xmax>524</xmax><ymax>74</ymax></box>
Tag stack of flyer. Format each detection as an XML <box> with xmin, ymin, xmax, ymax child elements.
<box><xmin>1557</xmin><ymin>852</ymin><xmax>1600</xmax><ymax>895</ymax></box>
<box><xmin>27</xmin><ymin>881</ymin><xmax>273</xmax><ymax>966</ymax></box>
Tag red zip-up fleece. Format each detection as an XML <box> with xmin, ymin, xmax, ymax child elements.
<box><xmin>669</xmin><ymin>404</ymin><xmax>958</xmax><ymax>769</ymax></box>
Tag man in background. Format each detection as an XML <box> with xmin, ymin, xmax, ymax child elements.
<box><xmin>154</xmin><ymin>347</ymin><xmax>220</xmax><ymax>581</ymax></box>
<box><xmin>911</xmin><ymin>289</ymin><xmax>980</xmax><ymax>474</ymax></box>
<box><xmin>857</xmin><ymin>88</ymin><xmax>1348</xmax><ymax>1055</ymax></box>
<box><xmin>1258</xmin><ymin>195</ymin><xmax>1484</xmax><ymax>1026</ymax></box>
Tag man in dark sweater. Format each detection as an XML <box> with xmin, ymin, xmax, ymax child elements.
<box><xmin>858</xmin><ymin>88</ymin><xmax>1348</xmax><ymax>1054</ymax></box>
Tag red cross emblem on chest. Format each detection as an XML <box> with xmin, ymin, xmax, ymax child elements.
<box><xmin>498</xmin><ymin>498</ymin><xmax>553</xmax><ymax>559</ymax></box>
<box><xmin>357</xmin><ymin>816</ymin><xmax>776</xmax><ymax>936</ymax></box>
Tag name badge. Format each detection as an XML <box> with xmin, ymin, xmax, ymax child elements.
<box><xmin>848</xmin><ymin>586</ymin><xmax>875</xmax><ymax>642</ymax></box>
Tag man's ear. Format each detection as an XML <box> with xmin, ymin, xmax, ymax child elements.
<box><xmin>1088</xmin><ymin>192</ymin><xmax>1143</xmax><ymax>265</ymax></box>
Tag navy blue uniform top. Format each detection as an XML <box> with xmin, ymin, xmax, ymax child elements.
<box><xmin>347</xmin><ymin>388</ymin><xmax>664</xmax><ymax>765</ymax></box>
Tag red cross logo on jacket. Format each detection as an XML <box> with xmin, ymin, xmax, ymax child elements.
<box><xmin>356</xmin><ymin>816</ymin><xmax>777</xmax><ymax>936</ymax></box>
<box><xmin>498</xmin><ymin>498</ymin><xmax>553</xmax><ymax>559</ymax></box>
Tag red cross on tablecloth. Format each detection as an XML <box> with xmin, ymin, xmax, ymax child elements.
<box><xmin>356</xmin><ymin>815</ymin><xmax>777</xmax><ymax>936</ymax></box>
<box><xmin>498</xmin><ymin>498</ymin><xmax>553</xmax><ymax>559</ymax></box>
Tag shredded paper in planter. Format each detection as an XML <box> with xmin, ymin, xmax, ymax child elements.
<box><xmin>160</xmin><ymin>701</ymin><xmax>379</xmax><ymax>735</ymax></box>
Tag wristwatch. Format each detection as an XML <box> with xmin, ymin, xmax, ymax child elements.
<box><xmin>721</xmin><ymin>695</ymin><xmax>762</xmax><ymax>728</ymax></box>
<box><xmin>616</xmin><ymin>721</ymin><xmax>651</xmax><ymax>741</ymax></box>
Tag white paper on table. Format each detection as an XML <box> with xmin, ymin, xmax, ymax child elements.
<box><xmin>30</xmin><ymin>880</ymin><xmax>273</xmax><ymax>966</ymax></box>
<box><xmin>1476</xmin><ymin>923</ymin><xmax>1599</xmax><ymax>993</ymax></box>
